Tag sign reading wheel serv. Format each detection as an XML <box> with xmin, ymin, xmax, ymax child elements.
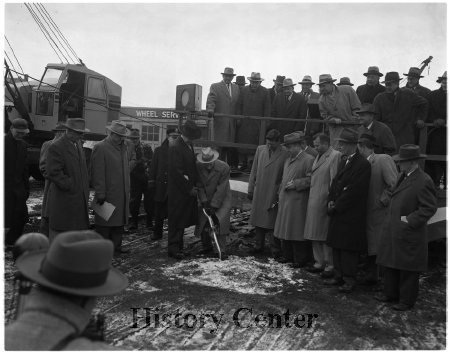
<box><xmin>120</xmin><ymin>107</ymin><xmax>180</xmax><ymax>120</ymax></box>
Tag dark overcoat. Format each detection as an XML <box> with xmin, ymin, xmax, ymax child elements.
<box><xmin>270</xmin><ymin>92</ymin><xmax>307</xmax><ymax>137</ymax></box>
<box><xmin>426</xmin><ymin>87</ymin><xmax>447</xmax><ymax>155</ymax></box>
<box><xmin>149</xmin><ymin>138</ymin><xmax>169</xmax><ymax>202</ymax></box>
<box><xmin>377</xmin><ymin>168</ymin><xmax>437</xmax><ymax>272</ymax></box>
<box><xmin>168</xmin><ymin>136</ymin><xmax>199</xmax><ymax>229</ymax></box>
<box><xmin>46</xmin><ymin>135</ymin><xmax>90</xmax><ymax>231</ymax></box>
<box><xmin>90</xmin><ymin>136</ymin><xmax>130</xmax><ymax>226</ymax></box>
<box><xmin>236</xmin><ymin>85</ymin><xmax>271</xmax><ymax>149</ymax></box>
<box><xmin>373</xmin><ymin>88</ymin><xmax>428</xmax><ymax>148</ymax></box>
<box><xmin>39</xmin><ymin>139</ymin><xmax>54</xmax><ymax>218</ymax></box>
<box><xmin>4</xmin><ymin>132</ymin><xmax>29</xmax><ymax>228</ymax></box>
<box><xmin>356</xmin><ymin>83</ymin><xmax>385</xmax><ymax>104</ymax></box>
<box><xmin>358</xmin><ymin>120</ymin><xmax>397</xmax><ymax>155</ymax></box>
<box><xmin>326</xmin><ymin>151</ymin><xmax>371</xmax><ymax>251</ymax></box>
<box><xmin>406</xmin><ymin>84</ymin><xmax>431</xmax><ymax>98</ymax></box>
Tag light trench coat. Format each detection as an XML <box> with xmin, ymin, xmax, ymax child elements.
<box><xmin>304</xmin><ymin>147</ymin><xmax>341</xmax><ymax>241</ymax></box>
<box><xmin>274</xmin><ymin>151</ymin><xmax>314</xmax><ymax>241</ymax></box>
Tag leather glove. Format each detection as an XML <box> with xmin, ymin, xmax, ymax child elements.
<box><xmin>247</xmin><ymin>192</ymin><xmax>253</xmax><ymax>201</ymax></box>
<box><xmin>207</xmin><ymin>111</ymin><xmax>214</xmax><ymax>118</ymax></box>
<box><xmin>96</xmin><ymin>197</ymin><xmax>106</xmax><ymax>205</ymax></box>
<box><xmin>416</xmin><ymin>120</ymin><xmax>425</xmax><ymax>129</ymax></box>
<box><xmin>434</xmin><ymin>119</ymin><xmax>445</xmax><ymax>128</ymax></box>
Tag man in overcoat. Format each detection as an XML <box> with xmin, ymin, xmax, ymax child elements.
<box><xmin>356</xmin><ymin>66</ymin><xmax>386</xmax><ymax>104</ymax></box>
<box><xmin>270</xmin><ymin>78</ymin><xmax>308</xmax><ymax>137</ymax></box>
<box><xmin>167</xmin><ymin>120</ymin><xmax>202</xmax><ymax>260</ymax></box>
<box><xmin>91</xmin><ymin>121</ymin><xmax>130</xmax><ymax>255</ymax></box>
<box><xmin>195</xmin><ymin>147</ymin><xmax>232</xmax><ymax>260</ymax></box>
<box><xmin>274</xmin><ymin>131</ymin><xmax>314</xmax><ymax>267</ymax></box>
<box><xmin>247</xmin><ymin>129</ymin><xmax>289</xmax><ymax>255</ymax></box>
<box><xmin>45</xmin><ymin>118</ymin><xmax>90</xmax><ymax>241</ymax></box>
<box><xmin>304</xmin><ymin>133</ymin><xmax>341</xmax><ymax>278</ymax></box>
<box><xmin>326</xmin><ymin>128</ymin><xmax>371</xmax><ymax>293</ymax></box>
<box><xmin>318</xmin><ymin>74</ymin><xmax>361</xmax><ymax>147</ymax></box>
<box><xmin>425</xmin><ymin>71</ymin><xmax>447</xmax><ymax>187</ymax></box>
<box><xmin>299</xmin><ymin>75</ymin><xmax>321</xmax><ymax>138</ymax></box>
<box><xmin>236</xmin><ymin>72</ymin><xmax>271</xmax><ymax>171</ymax></box>
<box><xmin>206</xmin><ymin>67</ymin><xmax>240</xmax><ymax>168</ymax></box>
<box><xmin>5</xmin><ymin>118</ymin><xmax>30</xmax><ymax>246</ymax></box>
<box><xmin>404</xmin><ymin>67</ymin><xmax>431</xmax><ymax>98</ymax></box>
<box><xmin>373</xmin><ymin>72</ymin><xmax>428</xmax><ymax>148</ymax></box>
<box><xmin>148</xmin><ymin>128</ymin><xmax>181</xmax><ymax>240</ymax></box>
<box><xmin>356</xmin><ymin>103</ymin><xmax>397</xmax><ymax>155</ymax></box>
<box><xmin>376</xmin><ymin>145</ymin><xmax>437</xmax><ymax>311</ymax></box>
<box><xmin>39</xmin><ymin>123</ymin><xmax>66</xmax><ymax>236</ymax></box>
<box><xmin>268</xmin><ymin>75</ymin><xmax>285</xmax><ymax>103</ymax></box>
<box><xmin>357</xmin><ymin>134</ymin><xmax>398</xmax><ymax>284</ymax></box>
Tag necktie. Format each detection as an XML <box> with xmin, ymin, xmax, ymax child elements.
<box><xmin>285</xmin><ymin>95</ymin><xmax>289</xmax><ymax>103</ymax></box>
<box><xmin>227</xmin><ymin>84</ymin><xmax>232</xmax><ymax>98</ymax></box>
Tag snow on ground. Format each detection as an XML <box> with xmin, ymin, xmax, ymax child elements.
<box><xmin>163</xmin><ymin>256</ymin><xmax>306</xmax><ymax>295</ymax></box>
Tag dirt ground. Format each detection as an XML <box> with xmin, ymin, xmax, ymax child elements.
<box><xmin>4</xmin><ymin>183</ymin><xmax>447</xmax><ymax>350</ymax></box>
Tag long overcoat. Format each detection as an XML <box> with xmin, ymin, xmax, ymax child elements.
<box><xmin>377</xmin><ymin>168</ymin><xmax>437</xmax><ymax>271</ymax></box>
<box><xmin>206</xmin><ymin>81</ymin><xmax>240</xmax><ymax>142</ymax></box>
<box><xmin>356</xmin><ymin>83</ymin><xmax>385</xmax><ymax>104</ymax></box>
<box><xmin>248</xmin><ymin>145</ymin><xmax>289</xmax><ymax>229</ymax></box>
<box><xmin>236</xmin><ymin>85</ymin><xmax>271</xmax><ymax>150</ymax></box>
<box><xmin>365</xmin><ymin>153</ymin><xmax>398</xmax><ymax>255</ymax></box>
<box><xmin>326</xmin><ymin>151</ymin><xmax>371</xmax><ymax>251</ymax></box>
<box><xmin>426</xmin><ymin>87</ymin><xmax>447</xmax><ymax>155</ymax></box>
<box><xmin>149</xmin><ymin>138</ymin><xmax>170</xmax><ymax>202</ymax></box>
<box><xmin>168</xmin><ymin>136</ymin><xmax>199</xmax><ymax>229</ymax></box>
<box><xmin>304</xmin><ymin>147</ymin><xmax>341</xmax><ymax>241</ymax></box>
<box><xmin>91</xmin><ymin>136</ymin><xmax>130</xmax><ymax>227</ymax></box>
<box><xmin>39</xmin><ymin>139</ymin><xmax>54</xmax><ymax>218</ymax></box>
<box><xmin>46</xmin><ymin>135</ymin><xmax>90</xmax><ymax>231</ymax></box>
<box><xmin>373</xmin><ymin>87</ymin><xmax>428</xmax><ymax>148</ymax></box>
<box><xmin>270</xmin><ymin>92</ymin><xmax>308</xmax><ymax>137</ymax></box>
<box><xmin>195</xmin><ymin>160</ymin><xmax>232</xmax><ymax>236</ymax></box>
<box><xmin>274</xmin><ymin>151</ymin><xmax>314</xmax><ymax>241</ymax></box>
<box><xmin>358</xmin><ymin>120</ymin><xmax>397</xmax><ymax>155</ymax></box>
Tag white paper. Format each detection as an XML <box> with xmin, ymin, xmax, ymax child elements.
<box><xmin>400</xmin><ymin>216</ymin><xmax>408</xmax><ymax>223</ymax></box>
<box><xmin>427</xmin><ymin>207</ymin><xmax>446</xmax><ymax>225</ymax></box>
<box><xmin>92</xmin><ymin>201</ymin><xmax>116</xmax><ymax>221</ymax></box>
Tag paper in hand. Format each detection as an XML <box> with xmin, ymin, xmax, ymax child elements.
<box><xmin>92</xmin><ymin>200</ymin><xmax>116</xmax><ymax>221</ymax></box>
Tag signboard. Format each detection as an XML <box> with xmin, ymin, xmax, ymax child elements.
<box><xmin>120</xmin><ymin>107</ymin><xmax>179</xmax><ymax>120</ymax></box>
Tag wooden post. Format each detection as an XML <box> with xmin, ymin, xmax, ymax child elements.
<box><xmin>259</xmin><ymin>120</ymin><xmax>267</xmax><ymax>145</ymax></box>
<box><xmin>418</xmin><ymin>125</ymin><xmax>428</xmax><ymax>169</ymax></box>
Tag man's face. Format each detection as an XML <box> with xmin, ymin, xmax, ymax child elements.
<box><xmin>66</xmin><ymin>129</ymin><xmax>84</xmax><ymax>143</ymax></box>
<box><xmin>336</xmin><ymin>141</ymin><xmax>356</xmax><ymax>157</ymax></box>
<box><xmin>407</xmin><ymin>76</ymin><xmax>419</xmax><ymax>87</ymax></box>
<box><xmin>319</xmin><ymin>82</ymin><xmax>333</xmax><ymax>95</ymax></box>
<box><xmin>11</xmin><ymin>128</ymin><xmax>28</xmax><ymax>140</ymax></box>
<box><xmin>275</xmin><ymin>83</ymin><xmax>283</xmax><ymax>93</ymax></box>
<box><xmin>357</xmin><ymin>142</ymin><xmax>370</xmax><ymax>158</ymax></box>
<box><xmin>366</xmin><ymin>75</ymin><xmax>379</xmax><ymax>86</ymax></box>
<box><xmin>111</xmin><ymin>132</ymin><xmax>125</xmax><ymax>144</ymax></box>
<box><xmin>397</xmin><ymin>160</ymin><xmax>415</xmax><ymax>174</ymax></box>
<box><xmin>441</xmin><ymin>79</ymin><xmax>447</xmax><ymax>92</ymax></box>
<box><xmin>266</xmin><ymin>139</ymin><xmax>280</xmax><ymax>151</ymax></box>
<box><xmin>385</xmin><ymin>81</ymin><xmax>399</xmax><ymax>94</ymax></box>
<box><xmin>313</xmin><ymin>137</ymin><xmax>328</xmax><ymax>155</ymax></box>
<box><xmin>128</xmin><ymin>137</ymin><xmax>140</xmax><ymax>146</ymax></box>
<box><xmin>301</xmin><ymin>83</ymin><xmax>313</xmax><ymax>92</ymax></box>
<box><xmin>250</xmin><ymin>80</ymin><xmax>261</xmax><ymax>91</ymax></box>
<box><xmin>283</xmin><ymin>86</ymin><xmax>294</xmax><ymax>97</ymax></box>
<box><xmin>358</xmin><ymin>112</ymin><xmax>374</xmax><ymax>127</ymax></box>
<box><xmin>286</xmin><ymin>143</ymin><xmax>301</xmax><ymax>157</ymax></box>
<box><xmin>168</xmin><ymin>133</ymin><xmax>180</xmax><ymax>145</ymax></box>
<box><xmin>222</xmin><ymin>74</ymin><xmax>233</xmax><ymax>84</ymax></box>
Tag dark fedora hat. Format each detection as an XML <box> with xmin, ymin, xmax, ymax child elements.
<box><xmin>403</xmin><ymin>67</ymin><xmax>423</xmax><ymax>79</ymax></box>
<box><xmin>393</xmin><ymin>144</ymin><xmax>427</xmax><ymax>161</ymax></box>
<box><xmin>11</xmin><ymin>118</ymin><xmax>30</xmax><ymax>133</ymax></box>
<box><xmin>16</xmin><ymin>230</ymin><xmax>128</xmax><ymax>297</ymax></box>
<box><xmin>356</xmin><ymin>103</ymin><xmax>376</xmax><ymax>115</ymax></box>
<box><xmin>363</xmin><ymin>66</ymin><xmax>383</xmax><ymax>77</ymax></box>
<box><xmin>317</xmin><ymin>74</ymin><xmax>337</xmax><ymax>85</ymax></box>
<box><xmin>382</xmin><ymin>72</ymin><xmax>401</xmax><ymax>84</ymax></box>
<box><xmin>299</xmin><ymin>75</ymin><xmax>315</xmax><ymax>85</ymax></box>
<box><xmin>107</xmin><ymin>121</ymin><xmax>128</xmax><ymax>137</ymax></box>
<box><xmin>234</xmin><ymin>76</ymin><xmax>246</xmax><ymax>86</ymax></box>
<box><xmin>437</xmin><ymin>71</ymin><xmax>447</xmax><ymax>83</ymax></box>
<box><xmin>273</xmin><ymin>75</ymin><xmax>286</xmax><ymax>85</ymax></box>
<box><xmin>282</xmin><ymin>131</ymin><xmax>305</xmax><ymax>145</ymax></box>
<box><xmin>358</xmin><ymin>133</ymin><xmax>378</xmax><ymax>146</ymax></box>
<box><xmin>337</xmin><ymin>77</ymin><xmax>354</xmax><ymax>86</ymax></box>
<box><xmin>181</xmin><ymin>119</ymin><xmax>202</xmax><ymax>140</ymax></box>
<box><xmin>335</xmin><ymin>128</ymin><xmax>359</xmax><ymax>144</ymax></box>
<box><xmin>65</xmin><ymin>118</ymin><xmax>89</xmax><ymax>133</ymax></box>
<box><xmin>127</xmin><ymin>128</ymin><xmax>140</xmax><ymax>140</ymax></box>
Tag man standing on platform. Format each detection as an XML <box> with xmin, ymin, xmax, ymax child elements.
<box><xmin>299</xmin><ymin>75</ymin><xmax>321</xmax><ymax>138</ymax></box>
<box><xmin>356</xmin><ymin>66</ymin><xmax>386</xmax><ymax>104</ymax></box>
<box><xmin>269</xmin><ymin>75</ymin><xmax>285</xmax><ymax>103</ymax></box>
<box><xmin>404</xmin><ymin>67</ymin><xmax>431</xmax><ymax>98</ymax></box>
<box><xmin>247</xmin><ymin>129</ymin><xmax>289</xmax><ymax>256</ymax></box>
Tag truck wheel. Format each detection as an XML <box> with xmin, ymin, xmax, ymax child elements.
<box><xmin>29</xmin><ymin>165</ymin><xmax>44</xmax><ymax>181</ymax></box>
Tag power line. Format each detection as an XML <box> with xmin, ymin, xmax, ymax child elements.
<box><xmin>4</xmin><ymin>51</ymin><xmax>28</xmax><ymax>91</ymax></box>
<box><xmin>5</xmin><ymin>35</ymin><xmax>34</xmax><ymax>91</ymax></box>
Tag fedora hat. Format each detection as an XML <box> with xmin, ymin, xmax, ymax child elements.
<box><xmin>404</xmin><ymin>67</ymin><xmax>423</xmax><ymax>79</ymax></box>
<box><xmin>273</xmin><ymin>75</ymin><xmax>286</xmax><ymax>85</ymax></box>
<box><xmin>234</xmin><ymin>76</ymin><xmax>246</xmax><ymax>86</ymax></box>
<box><xmin>363</xmin><ymin>66</ymin><xmax>383</xmax><ymax>77</ymax></box>
<box><xmin>317</xmin><ymin>74</ymin><xmax>337</xmax><ymax>85</ymax></box>
<box><xmin>11</xmin><ymin>118</ymin><xmax>30</xmax><ymax>133</ymax></box>
<box><xmin>358</xmin><ymin>133</ymin><xmax>378</xmax><ymax>146</ymax></box>
<box><xmin>393</xmin><ymin>144</ymin><xmax>427</xmax><ymax>161</ymax></box>
<box><xmin>282</xmin><ymin>78</ymin><xmax>296</xmax><ymax>87</ymax></box>
<box><xmin>197</xmin><ymin>147</ymin><xmax>219</xmax><ymax>164</ymax></box>
<box><xmin>247</xmin><ymin>72</ymin><xmax>264</xmax><ymax>82</ymax></box>
<box><xmin>221</xmin><ymin>67</ymin><xmax>236</xmax><ymax>76</ymax></box>
<box><xmin>335</xmin><ymin>128</ymin><xmax>359</xmax><ymax>144</ymax></box>
<box><xmin>437</xmin><ymin>71</ymin><xmax>447</xmax><ymax>83</ymax></box>
<box><xmin>107</xmin><ymin>121</ymin><xmax>128</xmax><ymax>137</ymax></box>
<box><xmin>52</xmin><ymin>122</ymin><xmax>67</xmax><ymax>132</ymax></box>
<box><xmin>65</xmin><ymin>118</ymin><xmax>89</xmax><ymax>133</ymax></box>
<box><xmin>181</xmin><ymin>119</ymin><xmax>202</xmax><ymax>140</ymax></box>
<box><xmin>299</xmin><ymin>75</ymin><xmax>315</xmax><ymax>85</ymax></box>
<box><xmin>127</xmin><ymin>128</ymin><xmax>140</xmax><ymax>139</ymax></box>
<box><xmin>16</xmin><ymin>230</ymin><xmax>128</xmax><ymax>296</ymax></box>
<box><xmin>337</xmin><ymin>77</ymin><xmax>354</xmax><ymax>86</ymax></box>
<box><xmin>13</xmin><ymin>232</ymin><xmax>49</xmax><ymax>261</ymax></box>
<box><xmin>382</xmin><ymin>72</ymin><xmax>401</xmax><ymax>84</ymax></box>
<box><xmin>356</xmin><ymin>103</ymin><xmax>376</xmax><ymax>115</ymax></box>
<box><xmin>282</xmin><ymin>131</ymin><xmax>305</xmax><ymax>145</ymax></box>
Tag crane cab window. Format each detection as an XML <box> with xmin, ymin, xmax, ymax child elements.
<box><xmin>87</xmin><ymin>77</ymin><xmax>107</xmax><ymax>100</ymax></box>
<box><xmin>59</xmin><ymin>70</ymin><xmax>85</xmax><ymax>121</ymax></box>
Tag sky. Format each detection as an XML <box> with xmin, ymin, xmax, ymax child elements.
<box><xmin>4</xmin><ymin>2</ymin><xmax>447</xmax><ymax>110</ymax></box>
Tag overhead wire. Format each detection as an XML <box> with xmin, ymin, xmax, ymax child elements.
<box><xmin>4</xmin><ymin>52</ymin><xmax>28</xmax><ymax>92</ymax></box>
<box><xmin>5</xmin><ymin>35</ymin><xmax>34</xmax><ymax>91</ymax></box>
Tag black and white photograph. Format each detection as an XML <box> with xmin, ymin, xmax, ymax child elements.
<box><xmin>3</xmin><ymin>1</ymin><xmax>447</xmax><ymax>350</ymax></box>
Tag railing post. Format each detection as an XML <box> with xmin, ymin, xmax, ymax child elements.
<box><xmin>419</xmin><ymin>126</ymin><xmax>428</xmax><ymax>169</ymax></box>
<box><xmin>259</xmin><ymin>120</ymin><xmax>266</xmax><ymax>145</ymax></box>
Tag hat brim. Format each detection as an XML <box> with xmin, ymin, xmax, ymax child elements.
<box><xmin>14</xmin><ymin>128</ymin><xmax>30</xmax><ymax>133</ymax></box>
<box><xmin>16</xmin><ymin>250</ymin><xmax>129</xmax><ymax>296</ymax></box>
<box><xmin>282</xmin><ymin>84</ymin><xmax>297</xmax><ymax>87</ymax></box>
<box><xmin>197</xmin><ymin>151</ymin><xmax>219</xmax><ymax>164</ymax></box>
<box><xmin>337</xmin><ymin>83</ymin><xmax>354</xmax><ymax>86</ymax></box>
<box><xmin>403</xmin><ymin>73</ymin><xmax>424</xmax><ymax>78</ymax></box>
<box><xmin>247</xmin><ymin>78</ymin><xmax>264</xmax><ymax>82</ymax></box>
<box><xmin>392</xmin><ymin>154</ymin><xmax>427</xmax><ymax>161</ymax></box>
<box><xmin>363</xmin><ymin>72</ymin><xmax>383</xmax><ymax>77</ymax></box>
<box><xmin>299</xmin><ymin>81</ymin><xmax>315</xmax><ymax>85</ymax></box>
<box><xmin>381</xmin><ymin>79</ymin><xmax>400</xmax><ymax>84</ymax></box>
<box><xmin>317</xmin><ymin>79</ymin><xmax>337</xmax><ymax>85</ymax></box>
<box><xmin>221</xmin><ymin>72</ymin><xmax>236</xmax><ymax>77</ymax></box>
<box><xmin>65</xmin><ymin>125</ymin><xmax>89</xmax><ymax>134</ymax></box>
<box><xmin>106</xmin><ymin>126</ymin><xmax>128</xmax><ymax>137</ymax></box>
<box><xmin>52</xmin><ymin>127</ymin><xmax>67</xmax><ymax>132</ymax></box>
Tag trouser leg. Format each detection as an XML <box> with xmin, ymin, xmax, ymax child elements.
<box><xmin>39</xmin><ymin>217</ymin><xmax>50</xmax><ymax>237</ymax></box>
<box><xmin>153</xmin><ymin>200</ymin><xmax>167</xmax><ymax>239</ymax></box>
<box><xmin>383</xmin><ymin>267</ymin><xmax>400</xmax><ymax>300</ymax></box>
<box><xmin>271</xmin><ymin>234</ymin><xmax>282</xmax><ymax>257</ymax></box>
<box><xmin>399</xmin><ymin>270</ymin><xmax>420</xmax><ymax>306</ymax></box>
<box><xmin>254</xmin><ymin>227</ymin><xmax>266</xmax><ymax>250</ymax></box>
<box><xmin>282</xmin><ymin>240</ymin><xmax>294</xmax><ymax>262</ymax></box>
<box><xmin>143</xmin><ymin>187</ymin><xmax>155</xmax><ymax>227</ymax></box>
<box><xmin>201</xmin><ymin>226</ymin><xmax>213</xmax><ymax>250</ymax></box>
<box><xmin>341</xmin><ymin>249</ymin><xmax>359</xmax><ymax>285</ymax></box>
<box><xmin>312</xmin><ymin>241</ymin><xmax>325</xmax><ymax>268</ymax></box>
<box><xmin>5</xmin><ymin>201</ymin><xmax>28</xmax><ymax>246</ymax></box>
<box><xmin>129</xmin><ymin>186</ymin><xmax>142</xmax><ymax>223</ymax></box>
<box><xmin>168</xmin><ymin>226</ymin><xmax>184</xmax><ymax>254</ymax></box>
<box><xmin>292</xmin><ymin>240</ymin><xmax>310</xmax><ymax>264</ymax></box>
<box><xmin>332</xmin><ymin>248</ymin><xmax>343</xmax><ymax>279</ymax></box>
<box><xmin>323</xmin><ymin>243</ymin><xmax>334</xmax><ymax>271</ymax></box>
<box><xmin>366</xmin><ymin>255</ymin><xmax>378</xmax><ymax>281</ymax></box>
<box><xmin>110</xmin><ymin>226</ymin><xmax>125</xmax><ymax>251</ymax></box>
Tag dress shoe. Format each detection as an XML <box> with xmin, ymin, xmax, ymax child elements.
<box><xmin>128</xmin><ymin>222</ymin><xmax>138</xmax><ymax>231</ymax></box>
<box><xmin>338</xmin><ymin>283</ymin><xmax>354</xmax><ymax>293</ymax></box>
<box><xmin>305</xmin><ymin>266</ymin><xmax>324</xmax><ymax>273</ymax></box>
<box><xmin>320</xmin><ymin>270</ymin><xmax>335</xmax><ymax>279</ymax></box>
<box><xmin>168</xmin><ymin>252</ymin><xmax>184</xmax><ymax>260</ymax></box>
<box><xmin>323</xmin><ymin>278</ymin><xmax>345</xmax><ymax>286</ymax></box>
<box><xmin>374</xmin><ymin>294</ymin><xmax>397</xmax><ymax>303</ymax></box>
<box><xmin>220</xmin><ymin>253</ymin><xmax>229</xmax><ymax>261</ymax></box>
<box><xmin>114</xmin><ymin>248</ymin><xmax>130</xmax><ymax>256</ymax></box>
<box><xmin>392</xmin><ymin>303</ymin><xmax>412</xmax><ymax>311</ymax></box>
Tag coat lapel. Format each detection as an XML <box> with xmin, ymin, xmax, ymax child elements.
<box><xmin>393</xmin><ymin>168</ymin><xmax>419</xmax><ymax>195</ymax></box>
<box><xmin>62</xmin><ymin>135</ymin><xmax>79</xmax><ymax>160</ymax></box>
<box><xmin>265</xmin><ymin>146</ymin><xmax>282</xmax><ymax>167</ymax></box>
<box><xmin>221</xmin><ymin>81</ymin><xmax>231</xmax><ymax>100</ymax></box>
<box><xmin>312</xmin><ymin>147</ymin><xmax>332</xmax><ymax>172</ymax></box>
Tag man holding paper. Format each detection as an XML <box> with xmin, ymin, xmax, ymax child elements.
<box><xmin>91</xmin><ymin>121</ymin><xmax>131</xmax><ymax>255</ymax></box>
